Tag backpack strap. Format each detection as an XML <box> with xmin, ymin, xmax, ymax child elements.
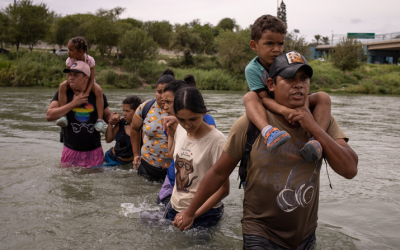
<box><xmin>142</xmin><ymin>99</ymin><xmax>156</xmax><ymax>120</ymax></box>
<box><xmin>238</xmin><ymin>121</ymin><xmax>261</xmax><ymax>189</ymax></box>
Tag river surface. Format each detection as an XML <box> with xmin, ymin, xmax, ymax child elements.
<box><xmin>0</xmin><ymin>88</ymin><xmax>399</xmax><ymax>250</ymax></box>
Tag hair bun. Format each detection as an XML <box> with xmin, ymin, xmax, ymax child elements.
<box><xmin>184</xmin><ymin>74</ymin><xmax>196</xmax><ymax>87</ymax></box>
<box><xmin>162</xmin><ymin>69</ymin><xmax>175</xmax><ymax>77</ymax></box>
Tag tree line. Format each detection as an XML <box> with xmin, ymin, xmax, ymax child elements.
<box><xmin>0</xmin><ymin>0</ymin><xmax>365</xmax><ymax>76</ymax></box>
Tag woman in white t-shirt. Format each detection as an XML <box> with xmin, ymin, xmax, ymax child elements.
<box><xmin>164</xmin><ymin>87</ymin><xmax>229</xmax><ymax>228</ymax></box>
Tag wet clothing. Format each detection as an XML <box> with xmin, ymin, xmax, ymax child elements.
<box><xmin>135</xmin><ymin>100</ymin><xmax>171</xmax><ymax>169</ymax></box>
<box><xmin>223</xmin><ymin>112</ymin><xmax>347</xmax><ymax>249</ymax></box>
<box><xmin>110</xmin><ymin>118</ymin><xmax>133</xmax><ymax>160</ymax></box>
<box><xmin>243</xmin><ymin>231</ymin><xmax>316</xmax><ymax>250</ymax></box>
<box><xmin>61</xmin><ymin>146</ymin><xmax>104</xmax><ymax>167</ymax></box>
<box><xmin>165</xmin><ymin>202</ymin><xmax>224</xmax><ymax>229</ymax></box>
<box><xmin>171</xmin><ymin>125</ymin><xmax>226</xmax><ymax>213</ymax></box>
<box><xmin>52</xmin><ymin>90</ymin><xmax>108</xmax><ymax>152</ymax></box>
<box><xmin>158</xmin><ymin>114</ymin><xmax>217</xmax><ymax>201</ymax></box>
<box><xmin>137</xmin><ymin>158</ymin><xmax>168</xmax><ymax>183</ymax></box>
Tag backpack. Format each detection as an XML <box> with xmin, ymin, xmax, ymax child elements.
<box><xmin>238</xmin><ymin>121</ymin><xmax>261</xmax><ymax>190</ymax></box>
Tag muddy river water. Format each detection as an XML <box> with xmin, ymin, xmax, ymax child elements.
<box><xmin>0</xmin><ymin>88</ymin><xmax>399</xmax><ymax>249</ymax></box>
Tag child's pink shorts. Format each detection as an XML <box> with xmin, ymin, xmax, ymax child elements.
<box><xmin>61</xmin><ymin>146</ymin><xmax>104</xmax><ymax>168</ymax></box>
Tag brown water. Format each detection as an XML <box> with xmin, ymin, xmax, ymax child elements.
<box><xmin>0</xmin><ymin>88</ymin><xmax>399</xmax><ymax>249</ymax></box>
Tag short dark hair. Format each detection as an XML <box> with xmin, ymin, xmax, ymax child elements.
<box><xmin>123</xmin><ymin>95</ymin><xmax>142</xmax><ymax>110</ymax></box>
<box><xmin>174</xmin><ymin>87</ymin><xmax>212</xmax><ymax>115</ymax></box>
<box><xmin>251</xmin><ymin>15</ymin><xmax>287</xmax><ymax>42</ymax></box>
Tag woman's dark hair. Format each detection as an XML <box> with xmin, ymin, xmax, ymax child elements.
<box><xmin>174</xmin><ymin>87</ymin><xmax>213</xmax><ymax>115</ymax></box>
<box><xmin>163</xmin><ymin>80</ymin><xmax>187</xmax><ymax>95</ymax></box>
<box><xmin>156</xmin><ymin>69</ymin><xmax>175</xmax><ymax>87</ymax></box>
<box><xmin>183</xmin><ymin>74</ymin><xmax>196</xmax><ymax>87</ymax></box>
<box><xmin>70</xmin><ymin>36</ymin><xmax>88</xmax><ymax>54</ymax></box>
<box><xmin>123</xmin><ymin>95</ymin><xmax>142</xmax><ymax>110</ymax></box>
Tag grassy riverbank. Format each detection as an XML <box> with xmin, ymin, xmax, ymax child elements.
<box><xmin>1</xmin><ymin>48</ymin><xmax>399</xmax><ymax>94</ymax></box>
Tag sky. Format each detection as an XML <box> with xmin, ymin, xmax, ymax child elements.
<box><xmin>1</xmin><ymin>0</ymin><xmax>399</xmax><ymax>42</ymax></box>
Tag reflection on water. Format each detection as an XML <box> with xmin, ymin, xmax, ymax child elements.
<box><xmin>0</xmin><ymin>88</ymin><xmax>399</xmax><ymax>249</ymax></box>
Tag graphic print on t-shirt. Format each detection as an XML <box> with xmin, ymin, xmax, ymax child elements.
<box><xmin>175</xmin><ymin>154</ymin><xmax>198</xmax><ymax>193</ymax></box>
<box><xmin>72</xmin><ymin>103</ymin><xmax>94</xmax><ymax>122</ymax></box>
<box><xmin>70</xmin><ymin>103</ymin><xmax>95</xmax><ymax>133</ymax></box>
<box><xmin>256</xmin><ymin>140</ymin><xmax>320</xmax><ymax>213</ymax></box>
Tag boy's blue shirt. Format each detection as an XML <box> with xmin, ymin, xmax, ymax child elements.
<box><xmin>245</xmin><ymin>56</ymin><xmax>269</xmax><ymax>92</ymax></box>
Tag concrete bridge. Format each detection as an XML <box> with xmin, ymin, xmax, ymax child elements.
<box><xmin>311</xmin><ymin>33</ymin><xmax>400</xmax><ymax>64</ymax></box>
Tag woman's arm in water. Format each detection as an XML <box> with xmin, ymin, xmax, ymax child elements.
<box><xmin>46</xmin><ymin>93</ymin><xmax>88</xmax><ymax>121</ymax></box>
<box><xmin>130</xmin><ymin>115</ymin><xmax>143</xmax><ymax>169</ymax></box>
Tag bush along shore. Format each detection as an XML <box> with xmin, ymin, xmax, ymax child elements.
<box><xmin>1</xmin><ymin>49</ymin><xmax>400</xmax><ymax>94</ymax></box>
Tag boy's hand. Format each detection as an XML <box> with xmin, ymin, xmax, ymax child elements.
<box><xmin>173</xmin><ymin>210</ymin><xmax>194</xmax><ymax>231</ymax></box>
<box><xmin>282</xmin><ymin>107</ymin><xmax>297</xmax><ymax>124</ymax></box>
<box><xmin>72</xmin><ymin>93</ymin><xmax>88</xmax><ymax>106</ymax></box>
<box><xmin>288</xmin><ymin>107</ymin><xmax>319</xmax><ymax>133</ymax></box>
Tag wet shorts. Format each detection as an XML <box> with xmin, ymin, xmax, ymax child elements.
<box><xmin>137</xmin><ymin>158</ymin><xmax>168</xmax><ymax>183</ymax></box>
<box><xmin>243</xmin><ymin>230</ymin><xmax>316</xmax><ymax>250</ymax></box>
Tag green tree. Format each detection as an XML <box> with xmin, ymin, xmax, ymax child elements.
<box><xmin>216</xmin><ymin>17</ymin><xmax>237</xmax><ymax>31</ymax></box>
<box><xmin>277</xmin><ymin>1</ymin><xmax>287</xmax><ymax>25</ymax></box>
<box><xmin>330</xmin><ymin>38</ymin><xmax>366</xmax><ymax>77</ymax></box>
<box><xmin>170</xmin><ymin>25</ymin><xmax>202</xmax><ymax>65</ymax></box>
<box><xmin>322</xmin><ymin>36</ymin><xmax>330</xmax><ymax>45</ymax></box>
<box><xmin>4</xmin><ymin>0</ymin><xmax>53</xmax><ymax>52</ymax></box>
<box><xmin>0</xmin><ymin>12</ymin><xmax>10</xmax><ymax>50</ymax></box>
<box><xmin>284</xmin><ymin>32</ymin><xmax>311</xmax><ymax>57</ymax></box>
<box><xmin>85</xmin><ymin>7</ymin><xmax>125</xmax><ymax>59</ymax></box>
<box><xmin>216</xmin><ymin>28</ymin><xmax>255</xmax><ymax>73</ymax></box>
<box><xmin>314</xmin><ymin>34</ymin><xmax>321</xmax><ymax>45</ymax></box>
<box><xmin>143</xmin><ymin>21</ymin><xmax>173</xmax><ymax>49</ymax></box>
<box><xmin>119</xmin><ymin>28</ymin><xmax>158</xmax><ymax>74</ymax></box>
<box><xmin>192</xmin><ymin>22</ymin><xmax>215</xmax><ymax>54</ymax></box>
<box><xmin>117</xmin><ymin>18</ymin><xmax>143</xmax><ymax>29</ymax></box>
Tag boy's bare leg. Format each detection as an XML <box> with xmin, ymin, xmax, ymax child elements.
<box><xmin>243</xmin><ymin>92</ymin><xmax>290</xmax><ymax>151</ymax></box>
<box><xmin>299</xmin><ymin>91</ymin><xmax>331</xmax><ymax>161</ymax></box>
<box><xmin>309</xmin><ymin>91</ymin><xmax>331</xmax><ymax>132</ymax></box>
<box><xmin>243</xmin><ymin>92</ymin><xmax>269</xmax><ymax>131</ymax></box>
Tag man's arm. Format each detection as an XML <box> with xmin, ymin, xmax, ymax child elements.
<box><xmin>175</xmin><ymin>151</ymin><xmax>239</xmax><ymax>231</ymax></box>
<box><xmin>46</xmin><ymin>93</ymin><xmax>88</xmax><ymax>121</ymax></box>
<box><xmin>290</xmin><ymin>107</ymin><xmax>358</xmax><ymax>179</ymax></box>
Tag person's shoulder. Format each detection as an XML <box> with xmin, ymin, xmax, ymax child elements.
<box><xmin>245</xmin><ymin>57</ymin><xmax>260</xmax><ymax>73</ymax></box>
<box><xmin>327</xmin><ymin>115</ymin><xmax>349</xmax><ymax>142</ymax></box>
<box><xmin>210</xmin><ymin>127</ymin><xmax>226</xmax><ymax>141</ymax></box>
<box><xmin>230</xmin><ymin>114</ymin><xmax>250</xmax><ymax>134</ymax></box>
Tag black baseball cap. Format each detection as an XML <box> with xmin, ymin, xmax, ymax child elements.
<box><xmin>269</xmin><ymin>50</ymin><xmax>313</xmax><ymax>79</ymax></box>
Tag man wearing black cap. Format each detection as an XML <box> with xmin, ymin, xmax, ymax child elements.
<box><xmin>174</xmin><ymin>51</ymin><xmax>358</xmax><ymax>249</ymax></box>
<box><xmin>46</xmin><ymin>61</ymin><xmax>112</xmax><ymax>167</ymax></box>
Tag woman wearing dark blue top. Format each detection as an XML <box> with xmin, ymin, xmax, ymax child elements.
<box><xmin>104</xmin><ymin>96</ymin><xmax>141</xmax><ymax>166</ymax></box>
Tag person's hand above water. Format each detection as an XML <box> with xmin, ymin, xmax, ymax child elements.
<box><xmin>109</xmin><ymin>112</ymin><xmax>120</xmax><ymax>126</ymax></box>
<box><xmin>132</xmin><ymin>155</ymin><xmax>141</xmax><ymax>170</ymax></box>
<box><xmin>287</xmin><ymin>107</ymin><xmax>319</xmax><ymax>133</ymax></box>
<box><xmin>161</xmin><ymin>116</ymin><xmax>178</xmax><ymax>136</ymax></box>
<box><xmin>173</xmin><ymin>210</ymin><xmax>194</xmax><ymax>231</ymax></box>
<box><xmin>72</xmin><ymin>93</ymin><xmax>88</xmax><ymax>106</ymax></box>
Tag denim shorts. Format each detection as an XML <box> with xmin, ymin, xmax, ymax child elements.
<box><xmin>243</xmin><ymin>231</ymin><xmax>316</xmax><ymax>250</ymax></box>
<box><xmin>165</xmin><ymin>202</ymin><xmax>224</xmax><ymax>229</ymax></box>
